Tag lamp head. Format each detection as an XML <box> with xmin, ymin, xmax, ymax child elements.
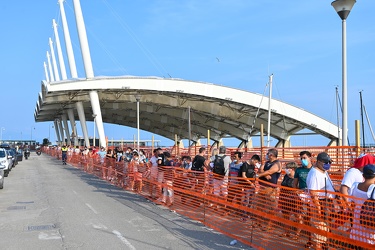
<box><xmin>331</xmin><ymin>0</ymin><xmax>356</xmax><ymax>20</ymax></box>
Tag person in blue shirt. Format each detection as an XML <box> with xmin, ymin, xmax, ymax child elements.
<box><xmin>227</xmin><ymin>151</ymin><xmax>243</xmax><ymax>204</ymax></box>
<box><xmin>97</xmin><ymin>147</ymin><xmax>106</xmax><ymax>164</ymax></box>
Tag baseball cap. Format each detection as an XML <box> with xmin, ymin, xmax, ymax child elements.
<box><xmin>363</xmin><ymin>164</ymin><xmax>375</xmax><ymax>178</ymax></box>
<box><xmin>353</xmin><ymin>154</ymin><xmax>375</xmax><ymax>169</ymax></box>
<box><xmin>316</xmin><ymin>152</ymin><xmax>331</xmax><ymax>164</ymax></box>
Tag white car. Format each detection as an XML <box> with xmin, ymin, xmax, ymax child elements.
<box><xmin>0</xmin><ymin>148</ymin><xmax>12</xmax><ymax>177</ymax></box>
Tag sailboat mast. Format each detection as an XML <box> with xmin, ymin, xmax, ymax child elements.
<box><xmin>267</xmin><ymin>74</ymin><xmax>273</xmax><ymax>147</ymax></box>
<box><xmin>363</xmin><ymin>105</ymin><xmax>375</xmax><ymax>143</ymax></box>
<box><xmin>188</xmin><ymin>106</ymin><xmax>191</xmax><ymax>155</ymax></box>
<box><xmin>360</xmin><ymin>91</ymin><xmax>365</xmax><ymax>148</ymax></box>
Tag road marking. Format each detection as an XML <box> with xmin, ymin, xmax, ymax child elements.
<box><xmin>38</xmin><ymin>231</ymin><xmax>62</xmax><ymax>240</ymax></box>
<box><xmin>92</xmin><ymin>223</ymin><xmax>108</xmax><ymax>230</ymax></box>
<box><xmin>112</xmin><ymin>230</ymin><xmax>136</xmax><ymax>250</ymax></box>
<box><xmin>73</xmin><ymin>190</ymin><xmax>77</xmax><ymax>195</ymax></box>
<box><xmin>85</xmin><ymin>203</ymin><xmax>98</xmax><ymax>214</ymax></box>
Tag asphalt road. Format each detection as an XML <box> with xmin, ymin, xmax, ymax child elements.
<box><xmin>0</xmin><ymin>153</ymin><xmax>252</xmax><ymax>250</ymax></box>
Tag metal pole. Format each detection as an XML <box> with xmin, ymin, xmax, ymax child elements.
<box><xmin>360</xmin><ymin>91</ymin><xmax>365</xmax><ymax>147</ymax></box>
<box><xmin>267</xmin><ymin>74</ymin><xmax>273</xmax><ymax>147</ymax></box>
<box><xmin>342</xmin><ymin>19</ymin><xmax>348</xmax><ymax>146</ymax></box>
<box><xmin>93</xmin><ymin>115</ymin><xmax>97</xmax><ymax>147</ymax></box>
<box><xmin>137</xmin><ymin>100</ymin><xmax>140</xmax><ymax>152</ymax></box>
<box><xmin>335</xmin><ymin>86</ymin><xmax>341</xmax><ymax>145</ymax></box>
<box><xmin>135</xmin><ymin>95</ymin><xmax>141</xmax><ymax>153</ymax></box>
<box><xmin>188</xmin><ymin>106</ymin><xmax>191</xmax><ymax>155</ymax></box>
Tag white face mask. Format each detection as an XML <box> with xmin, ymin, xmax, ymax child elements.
<box><xmin>285</xmin><ymin>169</ymin><xmax>291</xmax><ymax>175</ymax></box>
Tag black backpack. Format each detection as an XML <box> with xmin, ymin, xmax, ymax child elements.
<box><xmin>238</xmin><ymin>161</ymin><xmax>255</xmax><ymax>178</ymax></box>
<box><xmin>360</xmin><ymin>188</ymin><xmax>375</xmax><ymax>228</ymax></box>
<box><xmin>213</xmin><ymin>155</ymin><xmax>226</xmax><ymax>176</ymax></box>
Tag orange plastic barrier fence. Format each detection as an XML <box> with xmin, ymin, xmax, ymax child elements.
<box><xmin>42</xmin><ymin>147</ymin><xmax>375</xmax><ymax>250</ymax></box>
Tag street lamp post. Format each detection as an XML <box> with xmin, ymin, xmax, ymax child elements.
<box><xmin>92</xmin><ymin>114</ymin><xmax>97</xmax><ymax>147</ymax></box>
<box><xmin>331</xmin><ymin>0</ymin><xmax>356</xmax><ymax>146</ymax></box>
<box><xmin>135</xmin><ymin>95</ymin><xmax>141</xmax><ymax>153</ymax></box>
<box><xmin>0</xmin><ymin>127</ymin><xmax>5</xmax><ymax>143</ymax></box>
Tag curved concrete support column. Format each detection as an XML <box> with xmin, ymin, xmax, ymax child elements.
<box><xmin>72</xmin><ymin>0</ymin><xmax>94</xmax><ymax>79</ymax></box>
<box><xmin>43</xmin><ymin>62</ymin><xmax>50</xmax><ymax>82</ymax></box>
<box><xmin>57</xmin><ymin>119</ymin><xmax>65</xmax><ymax>145</ymax></box>
<box><xmin>237</xmin><ymin>141</ymin><xmax>245</xmax><ymax>149</ymax></box>
<box><xmin>89</xmin><ymin>91</ymin><xmax>106</xmax><ymax>148</ymax></box>
<box><xmin>46</xmin><ymin>51</ymin><xmax>55</xmax><ymax>82</ymax></box>
<box><xmin>218</xmin><ymin>139</ymin><xmax>224</xmax><ymax>147</ymax></box>
<box><xmin>52</xmin><ymin>19</ymin><xmax>67</xmax><ymax>80</ymax></box>
<box><xmin>67</xmin><ymin>109</ymin><xmax>78</xmax><ymax>146</ymax></box>
<box><xmin>275</xmin><ymin>138</ymin><xmax>291</xmax><ymax>148</ymax></box>
<box><xmin>76</xmin><ymin>102</ymin><xmax>90</xmax><ymax>147</ymax></box>
<box><xmin>58</xmin><ymin>0</ymin><xmax>78</xmax><ymax>78</ymax></box>
<box><xmin>239</xmin><ymin>138</ymin><xmax>253</xmax><ymax>149</ymax></box>
<box><xmin>211</xmin><ymin>140</ymin><xmax>219</xmax><ymax>149</ymax></box>
<box><xmin>61</xmin><ymin>114</ymin><xmax>70</xmax><ymax>146</ymax></box>
<box><xmin>178</xmin><ymin>140</ymin><xmax>184</xmax><ymax>149</ymax></box>
<box><xmin>49</xmin><ymin>38</ymin><xmax>60</xmax><ymax>81</ymax></box>
<box><xmin>54</xmin><ymin>120</ymin><xmax>61</xmax><ymax>145</ymax></box>
<box><xmin>328</xmin><ymin>140</ymin><xmax>338</xmax><ymax>147</ymax></box>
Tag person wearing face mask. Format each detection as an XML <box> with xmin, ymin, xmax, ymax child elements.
<box><xmin>292</xmin><ymin>151</ymin><xmax>314</xmax><ymax>243</ymax></box>
<box><xmin>305</xmin><ymin>152</ymin><xmax>335</xmax><ymax>249</ymax></box>
<box><xmin>293</xmin><ymin>151</ymin><xmax>313</xmax><ymax>190</ymax></box>
<box><xmin>306</xmin><ymin>152</ymin><xmax>335</xmax><ymax>200</ymax></box>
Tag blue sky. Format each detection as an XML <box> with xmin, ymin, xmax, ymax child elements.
<box><xmin>0</xmin><ymin>0</ymin><xmax>374</xmax><ymax>147</ymax></box>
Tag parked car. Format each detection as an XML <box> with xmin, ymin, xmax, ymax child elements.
<box><xmin>0</xmin><ymin>164</ymin><xmax>4</xmax><ymax>189</ymax></box>
<box><xmin>10</xmin><ymin>148</ymin><xmax>18</xmax><ymax>165</ymax></box>
<box><xmin>16</xmin><ymin>149</ymin><xmax>23</xmax><ymax>162</ymax></box>
<box><xmin>0</xmin><ymin>148</ymin><xmax>12</xmax><ymax>177</ymax></box>
<box><xmin>7</xmin><ymin>149</ymin><xmax>16</xmax><ymax>168</ymax></box>
<box><xmin>0</xmin><ymin>143</ymin><xmax>10</xmax><ymax>149</ymax></box>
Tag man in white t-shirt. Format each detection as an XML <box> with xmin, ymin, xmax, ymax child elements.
<box><xmin>307</xmin><ymin>152</ymin><xmax>336</xmax><ymax>199</ymax></box>
<box><xmin>340</xmin><ymin>154</ymin><xmax>375</xmax><ymax>202</ymax></box>
<box><xmin>306</xmin><ymin>152</ymin><xmax>335</xmax><ymax>249</ymax></box>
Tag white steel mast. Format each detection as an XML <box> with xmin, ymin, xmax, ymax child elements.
<box><xmin>267</xmin><ymin>74</ymin><xmax>273</xmax><ymax>147</ymax></box>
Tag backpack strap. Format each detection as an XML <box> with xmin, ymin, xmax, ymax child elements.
<box><xmin>369</xmin><ymin>186</ymin><xmax>375</xmax><ymax>200</ymax></box>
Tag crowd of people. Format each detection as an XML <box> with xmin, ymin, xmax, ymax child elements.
<box><xmin>44</xmin><ymin>144</ymin><xmax>375</xmax><ymax>249</ymax></box>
